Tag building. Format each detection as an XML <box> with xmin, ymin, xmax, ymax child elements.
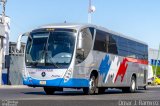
<box><xmin>148</xmin><ymin>48</ymin><xmax>160</xmax><ymax>77</ymax></box>
<box><xmin>0</xmin><ymin>17</ymin><xmax>5</xmax><ymax>85</ymax></box>
<box><xmin>8</xmin><ymin>42</ymin><xmax>25</xmax><ymax>85</ymax></box>
<box><xmin>0</xmin><ymin>15</ymin><xmax>10</xmax><ymax>85</ymax></box>
<box><xmin>9</xmin><ymin>42</ymin><xmax>25</xmax><ymax>56</ymax></box>
<box><xmin>149</xmin><ymin>48</ymin><xmax>160</xmax><ymax>66</ymax></box>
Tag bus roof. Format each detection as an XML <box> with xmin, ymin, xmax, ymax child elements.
<box><xmin>37</xmin><ymin>23</ymin><xmax>147</xmax><ymax>45</ymax></box>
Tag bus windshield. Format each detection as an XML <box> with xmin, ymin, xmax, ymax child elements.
<box><xmin>25</xmin><ymin>31</ymin><xmax>76</xmax><ymax>68</ymax></box>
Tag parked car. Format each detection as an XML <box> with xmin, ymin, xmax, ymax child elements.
<box><xmin>154</xmin><ymin>77</ymin><xmax>160</xmax><ymax>85</ymax></box>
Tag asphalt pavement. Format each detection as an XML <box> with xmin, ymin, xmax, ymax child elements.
<box><xmin>0</xmin><ymin>86</ymin><xmax>160</xmax><ymax>106</ymax></box>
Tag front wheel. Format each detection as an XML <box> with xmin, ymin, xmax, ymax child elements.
<box><xmin>43</xmin><ymin>87</ymin><xmax>55</xmax><ymax>95</ymax></box>
<box><xmin>83</xmin><ymin>75</ymin><xmax>97</xmax><ymax>95</ymax></box>
<box><xmin>130</xmin><ymin>76</ymin><xmax>136</xmax><ymax>93</ymax></box>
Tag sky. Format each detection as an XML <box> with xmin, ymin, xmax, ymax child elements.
<box><xmin>4</xmin><ymin>0</ymin><xmax>160</xmax><ymax>49</ymax></box>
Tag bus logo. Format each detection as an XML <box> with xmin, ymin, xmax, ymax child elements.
<box><xmin>41</xmin><ymin>72</ymin><xmax>46</xmax><ymax>77</ymax></box>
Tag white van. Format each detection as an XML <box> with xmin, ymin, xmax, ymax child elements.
<box><xmin>148</xmin><ymin>65</ymin><xmax>154</xmax><ymax>84</ymax></box>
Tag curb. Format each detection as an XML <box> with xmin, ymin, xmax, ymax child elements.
<box><xmin>0</xmin><ymin>85</ymin><xmax>29</xmax><ymax>89</ymax></box>
<box><xmin>147</xmin><ymin>85</ymin><xmax>160</xmax><ymax>88</ymax></box>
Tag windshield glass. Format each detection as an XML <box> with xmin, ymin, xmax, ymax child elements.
<box><xmin>25</xmin><ymin>30</ymin><xmax>76</xmax><ymax>68</ymax></box>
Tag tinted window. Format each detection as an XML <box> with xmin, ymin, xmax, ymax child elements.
<box><xmin>93</xmin><ymin>30</ymin><xmax>107</xmax><ymax>52</ymax></box>
<box><xmin>94</xmin><ymin>30</ymin><xmax>118</xmax><ymax>54</ymax></box>
<box><xmin>117</xmin><ymin>37</ymin><xmax>148</xmax><ymax>60</ymax></box>
<box><xmin>93</xmin><ymin>29</ymin><xmax>148</xmax><ymax>60</ymax></box>
<box><xmin>108</xmin><ymin>35</ymin><xmax>118</xmax><ymax>54</ymax></box>
<box><xmin>89</xmin><ymin>27</ymin><xmax>95</xmax><ymax>39</ymax></box>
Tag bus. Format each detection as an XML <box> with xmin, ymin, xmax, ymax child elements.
<box><xmin>16</xmin><ymin>23</ymin><xmax>148</xmax><ymax>95</ymax></box>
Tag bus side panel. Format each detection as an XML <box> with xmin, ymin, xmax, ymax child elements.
<box><xmin>99</xmin><ymin>54</ymin><xmax>148</xmax><ymax>88</ymax></box>
<box><xmin>73</xmin><ymin>50</ymin><xmax>148</xmax><ymax>88</ymax></box>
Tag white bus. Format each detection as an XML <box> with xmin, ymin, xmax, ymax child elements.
<box><xmin>17</xmin><ymin>23</ymin><xmax>148</xmax><ymax>95</ymax></box>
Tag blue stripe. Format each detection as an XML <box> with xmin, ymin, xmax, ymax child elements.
<box><xmin>99</xmin><ymin>55</ymin><xmax>111</xmax><ymax>83</ymax></box>
<box><xmin>23</xmin><ymin>77</ymin><xmax>89</xmax><ymax>87</ymax></box>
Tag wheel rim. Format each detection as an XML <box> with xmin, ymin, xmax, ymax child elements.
<box><xmin>89</xmin><ymin>76</ymin><xmax>96</xmax><ymax>94</ymax></box>
<box><xmin>131</xmin><ymin>80</ymin><xmax>136</xmax><ymax>91</ymax></box>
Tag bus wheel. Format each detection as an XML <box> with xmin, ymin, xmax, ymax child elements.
<box><xmin>144</xmin><ymin>85</ymin><xmax>147</xmax><ymax>90</ymax></box>
<box><xmin>43</xmin><ymin>87</ymin><xmax>55</xmax><ymax>95</ymax></box>
<box><xmin>129</xmin><ymin>76</ymin><xmax>136</xmax><ymax>93</ymax></box>
<box><xmin>83</xmin><ymin>75</ymin><xmax>97</xmax><ymax>95</ymax></box>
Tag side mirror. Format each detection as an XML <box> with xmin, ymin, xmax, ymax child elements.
<box><xmin>16</xmin><ymin>34</ymin><xmax>23</xmax><ymax>51</ymax></box>
<box><xmin>77</xmin><ymin>32</ymin><xmax>83</xmax><ymax>50</ymax></box>
<box><xmin>16</xmin><ymin>32</ymin><xmax>29</xmax><ymax>51</ymax></box>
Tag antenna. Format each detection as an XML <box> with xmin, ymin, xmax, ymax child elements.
<box><xmin>88</xmin><ymin>0</ymin><xmax>96</xmax><ymax>23</ymax></box>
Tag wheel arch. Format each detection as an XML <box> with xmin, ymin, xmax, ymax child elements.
<box><xmin>131</xmin><ymin>73</ymin><xmax>137</xmax><ymax>88</ymax></box>
<box><xmin>132</xmin><ymin>73</ymin><xmax>137</xmax><ymax>80</ymax></box>
<box><xmin>90</xmin><ymin>70</ymin><xmax>99</xmax><ymax>79</ymax></box>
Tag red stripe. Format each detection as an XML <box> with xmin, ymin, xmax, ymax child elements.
<box><xmin>126</xmin><ymin>57</ymin><xmax>148</xmax><ymax>65</ymax></box>
<box><xmin>114</xmin><ymin>57</ymin><xmax>148</xmax><ymax>83</ymax></box>
<box><xmin>114</xmin><ymin>58</ymin><xmax>128</xmax><ymax>83</ymax></box>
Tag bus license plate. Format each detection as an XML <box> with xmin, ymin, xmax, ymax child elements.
<box><xmin>40</xmin><ymin>81</ymin><xmax>46</xmax><ymax>85</ymax></box>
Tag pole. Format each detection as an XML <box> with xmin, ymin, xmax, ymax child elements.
<box><xmin>88</xmin><ymin>0</ymin><xmax>91</xmax><ymax>23</ymax></box>
<box><xmin>0</xmin><ymin>39</ymin><xmax>2</xmax><ymax>85</ymax></box>
<box><xmin>0</xmin><ymin>0</ymin><xmax>6</xmax><ymax>85</ymax></box>
<box><xmin>1</xmin><ymin>0</ymin><xmax>6</xmax><ymax>24</ymax></box>
<box><xmin>88</xmin><ymin>13</ymin><xmax>91</xmax><ymax>24</ymax></box>
<box><xmin>154</xmin><ymin>44</ymin><xmax>160</xmax><ymax>79</ymax></box>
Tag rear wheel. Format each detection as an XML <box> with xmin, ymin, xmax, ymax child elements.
<box><xmin>144</xmin><ymin>85</ymin><xmax>147</xmax><ymax>90</ymax></box>
<box><xmin>43</xmin><ymin>87</ymin><xmax>55</xmax><ymax>95</ymax></box>
<box><xmin>130</xmin><ymin>76</ymin><xmax>136</xmax><ymax>93</ymax></box>
<box><xmin>122</xmin><ymin>76</ymin><xmax>136</xmax><ymax>93</ymax></box>
<box><xmin>83</xmin><ymin>75</ymin><xmax>97</xmax><ymax>95</ymax></box>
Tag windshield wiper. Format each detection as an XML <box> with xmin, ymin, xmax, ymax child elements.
<box><xmin>45</xmin><ymin>52</ymin><xmax>60</xmax><ymax>68</ymax></box>
<box><xmin>29</xmin><ymin>61</ymin><xmax>39</xmax><ymax>66</ymax></box>
<box><xmin>45</xmin><ymin>32</ymin><xmax>61</xmax><ymax>68</ymax></box>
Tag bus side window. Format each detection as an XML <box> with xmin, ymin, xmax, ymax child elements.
<box><xmin>93</xmin><ymin>30</ymin><xmax>106</xmax><ymax>52</ymax></box>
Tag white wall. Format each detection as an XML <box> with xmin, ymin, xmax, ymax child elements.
<box><xmin>0</xmin><ymin>23</ymin><xmax>5</xmax><ymax>36</ymax></box>
<box><xmin>149</xmin><ymin>48</ymin><xmax>159</xmax><ymax>60</ymax></box>
<box><xmin>0</xmin><ymin>16</ymin><xmax>10</xmax><ymax>55</ymax></box>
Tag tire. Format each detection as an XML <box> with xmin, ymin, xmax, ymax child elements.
<box><xmin>83</xmin><ymin>75</ymin><xmax>97</xmax><ymax>95</ymax></box>
<box><xmin>43</xmin><ymin>87</ymin><xmax>55</xmax><ymax>95</ymax></box>
<box><xmin>122</xmin><ymin>76</ymin><xmax>136</xmax><ymax>93</ymax></box>
<box><xmin>144</xmin><ymin>85</ymin><xmax>147</xmax><ymax>90</ymax></box>
<box><xmin>129</xmin><ymin>76</ymin><xmax>136</xmax><ymax>93</ymax></box>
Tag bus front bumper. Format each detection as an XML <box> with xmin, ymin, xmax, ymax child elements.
<box><xmin>23</xmin><ymin>77</ymin><xmax>89</xmax><ymax>88</ymax></box>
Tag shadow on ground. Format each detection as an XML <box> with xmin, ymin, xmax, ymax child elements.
<box><xmin>22</xmin><ymin>89</ymin><xmax>145</xmax><ymax>96</ymax></box>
